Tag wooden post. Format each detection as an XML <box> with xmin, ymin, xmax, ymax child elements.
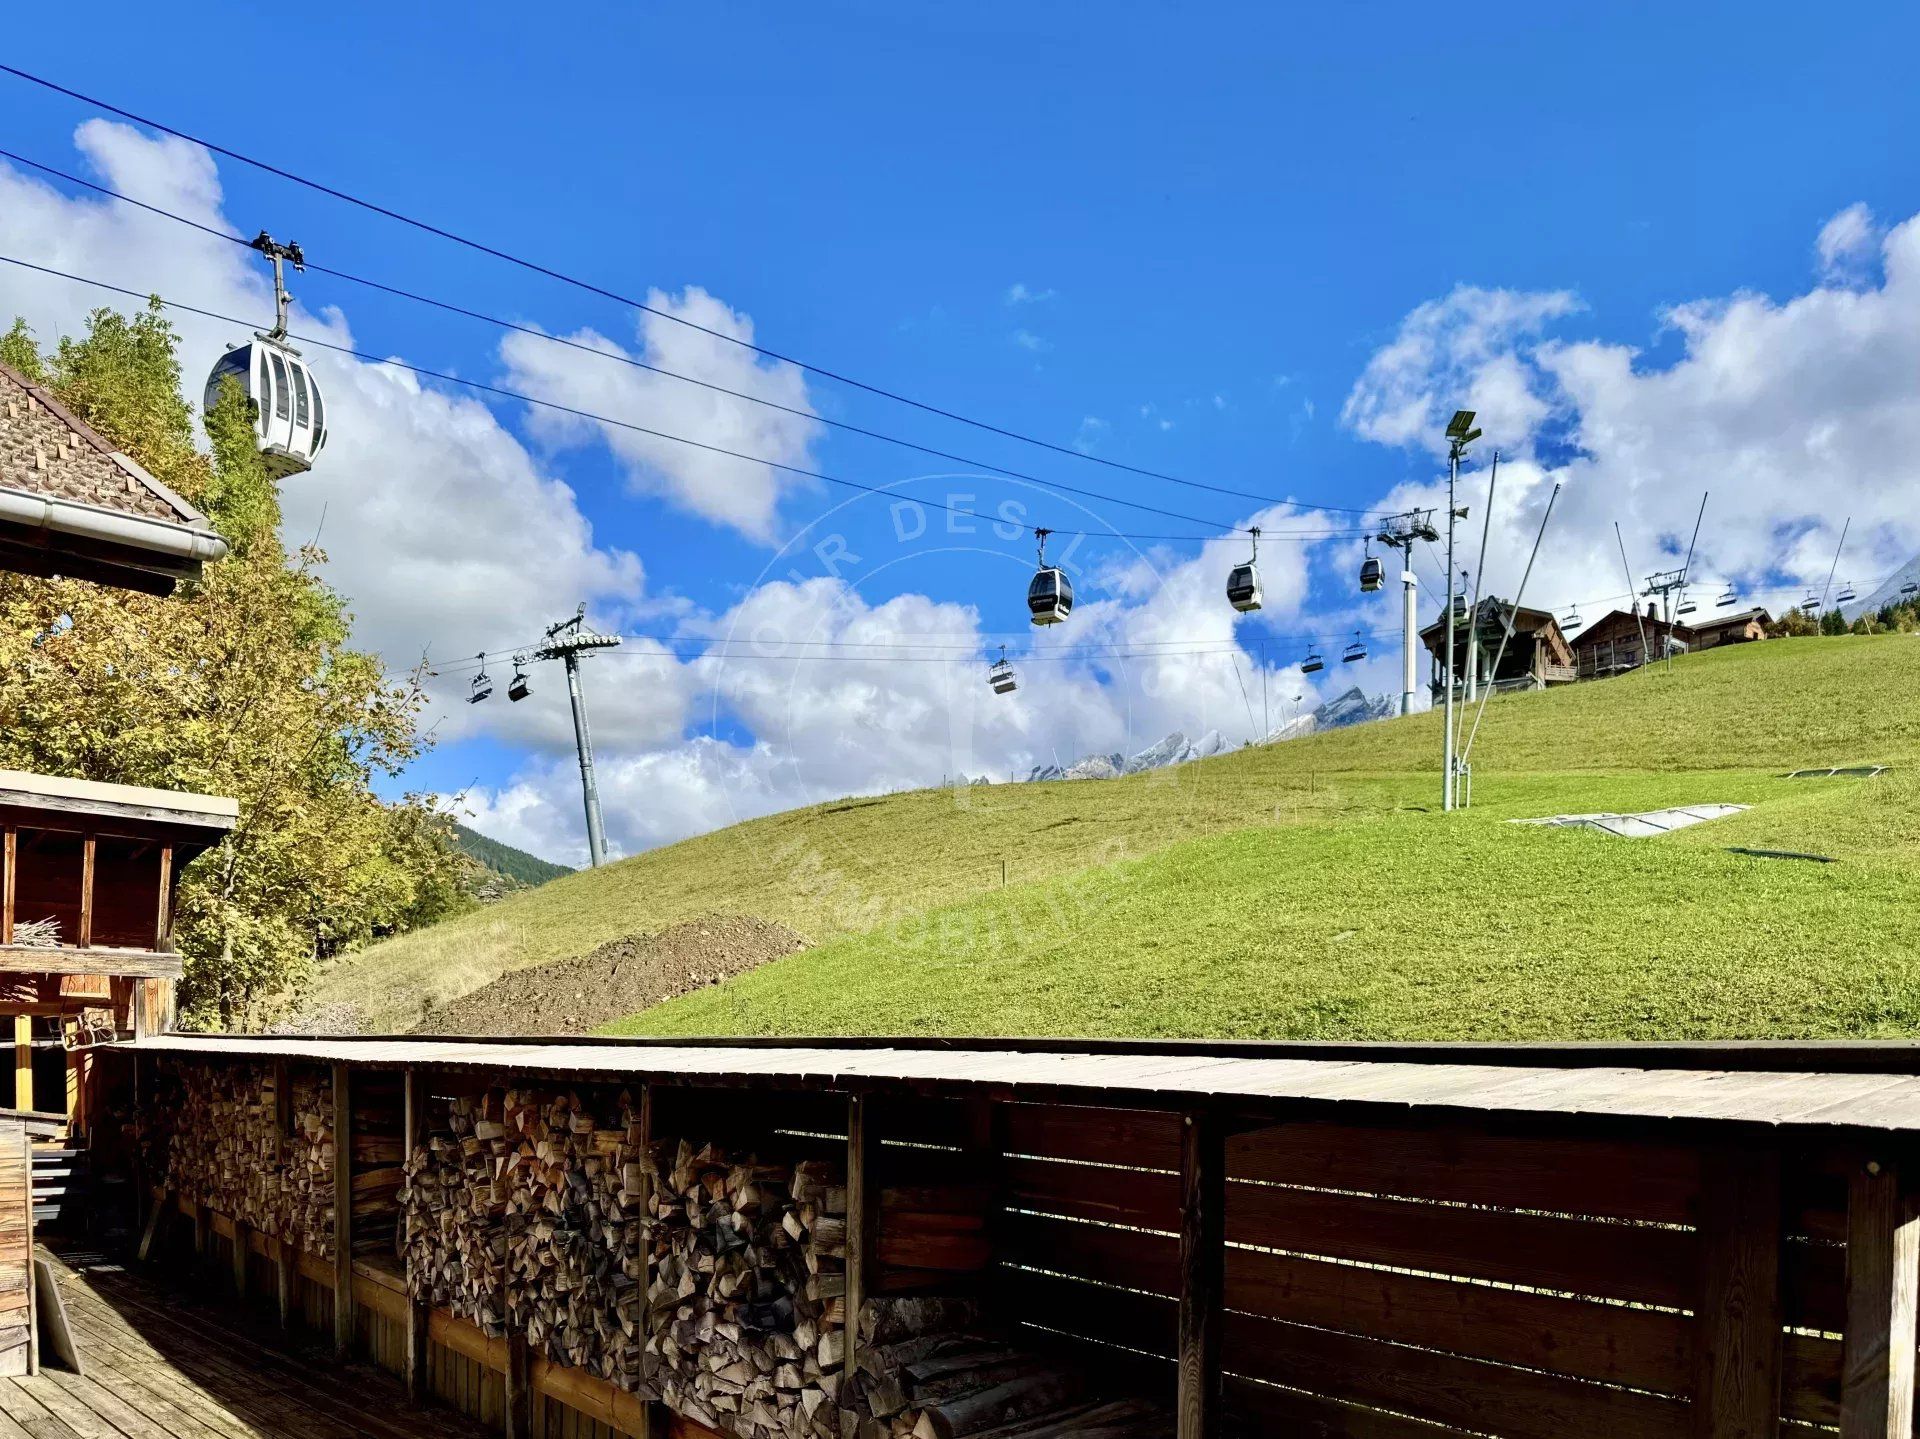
<box><xmin>1693</xmin><ymin>1146</ymin><xmax>1783</xmax><ymax>1439</ymax></box>
<box><xmin>845</xmin><ymin>1093</ymin><xmax>876</xmax><ymax>1383</ymax></box>
<box><xmin>506</xmin><ymin>1331</ymin><xmax>531</xmax><ymax>1439</ymax></box>
<box><xmin>1840</xmin><ymin>1156</ymin><xmax>1920</xmax><ymax>1438</ymax></box>
<box><xmin>276</xmin><ymin>1236</ymin><xmax>295</xmax><ymax>1331</ymax></box>
<box><xmin>2</xmin><ymin>827</ymin><xmax>14</xmax><ymax>945</ymax></box>
<box><xmin>154</xmin><ymin>844</ymin><xmax>173</xmax><ymax>949</ymax></box>
<box><xmin>1177</xmin><ymin>1108</ymin><xmax>1225</xmax><ymax>1439</ymax></box>
<box><xmin>12</xmin><ymin>1014</ymin><xmax>30</xmax><ymax>1115</ymax></box>
<box><xmin>232</xmin><ymin>1219</ymin><xmax>251</xmax><ymax>1300</ymax></box>
<box><xmin>77</xmin><ymin>835</ymin><xmax>95</xmax><ymax>949</ymax></box>
<box><xmin>332</xmin><ymin>1061</ymin><xmax>354</xmax><ymax>1359</ymax></box>
<box><xmin>403</xmin><ymin>1067</ymin><xmax>430</xmax><ymax>1402</ymax></box>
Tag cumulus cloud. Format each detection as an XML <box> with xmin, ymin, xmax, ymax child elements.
<box><xmin>1343</xmin><ymin>217</ymin><xmax>1920</xmax><ymax>634</ymax></box>
<box><xmin>497</xmin><ymin>289</ymin><xmax>821</xmax><ymax>543</ymax></box>
<box><xmin>1815</xmin><ymin>202</ymin><xmax>1879</xmax><ymax>284</ymax></box>
<box><xmin>0</xmin><ymin>124</ymin><xmax>652</xmax><ymax>748</ymax></box>
<box><xmin>1341</xmin><ymin>286</ymin><xmax>1582</xmax><ymax>453</ymax></box>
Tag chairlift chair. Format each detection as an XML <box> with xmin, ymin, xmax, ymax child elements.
<box><xmin>1562</xmin><ymin>607</ymin><xmax>1583</xmax><ymax>631</ymax></box>
<box><xmin>1836</xmin><ymin>582</ymin><xmax>1857</xmax><ymax>604</ymax></box>
<box><xmin>203</xmin><ymin>233</ymin><xmax>327</xmax><ymax>478</ymax></box>
<box><xmin>1902</xmin><ymin>582</ymin><xmax>1919</xmax><ymax>597</ymax></box>
<box><xmin>1676</xmin><ymin>593</ymin><xmax>1697</xmax><ymax>616</ymax></box>
<box><xmin>1226</xmin><ymin>528</ymin><xmax>1263</xmax><ymax>612</ymax></box>
<box><xmin>1342</xmin><ymin>632</ymin><xmax>1367</xmax><ymax>664</ymax></box>
<box><xmin>1717</xmin><ymin>588</ymin><xmax>1738</xmax><ymax>607</ymax></box>
<box><xmin>1027</xmin><ymin>529</ymin><xmax>1073</xmax><ymax>626</ymax></box>
<box><xmin>1301</xmin><ymin>645</ymin><xmax>1325</xmax><ymax>675</ymax></box>
<box><xmin>468</xmin><ymin>654</ymin><xmax>492</xmax><ymax>704</ymax></box>
<box><xmin>507</xmin><ymin>658</ymin><xmax>531</xmax><ymax>703</ymax></box>
<box><xmin>987</xmin><ymin>645</ymin><xmax>1018</xmax><ymax>695</ymax></box>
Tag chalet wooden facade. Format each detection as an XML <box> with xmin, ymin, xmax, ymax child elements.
<box><xmin>1419</xmin><ymin>599</ymin><xmax>1576</xmax><ymax>699</ymax></box>
<box><xmin>0</xmin><ymin>771</ymin><xmax>235</xmax><ymax>1130</ymax></box>
<box><xmin>1692</xmin><ymin>607</ymin><xmax>1773</xmax><ymax>649</ymax></box>
<box><xmin>1571</xmin><ymin>603</ymin><xmax>1696</xmax><ymax>677</ymax></box>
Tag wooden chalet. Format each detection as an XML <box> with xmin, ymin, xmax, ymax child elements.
<box><xmin>0</xmin><ymin>770</ymin><xmax>235</xmax><ymax>1128</ymax></box>
<box><xmin>1418</xmin><ymin>598</ymin><xmax>1576</xmax><ymax>700</ymax></box>
<box><xmin>0</xmin><ymin>357</ymin><xmax>243</xmax><ymax>1379</ymax></box>
<box><xmin>1571</xmin><ymin>602</ymin><xmax>1696</xmax><ymax>677</ymax></box>
<box><xmin>1691</xmin><ymin>607</ymin><xmax>1772</xmax><ymax>650</ymax></box>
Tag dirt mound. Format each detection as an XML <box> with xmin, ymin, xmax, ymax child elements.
<box><xmin>414</xmin><ymin>914</ymin><xmax>809</xmax><ymax>1036</ymax></box>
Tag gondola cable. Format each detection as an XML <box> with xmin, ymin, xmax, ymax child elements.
<box><xmin>2</xmin><ymin>143</ymin><xmax>1398</xmax><ymax>524</ymax></box>
<box><xmin>0</xmin><ymin>75</ymin><xmax>1391</xmax><ymax>518</ymax></box>
<box><xmin>0</xmin><ymin>252</ymin><xmax>1380</xmax><ymax>545</ymax></box>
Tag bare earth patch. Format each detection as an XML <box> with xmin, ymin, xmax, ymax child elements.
<box><xmin>411</xmin><ymin>915</ymin><xmax>809</xmax><ymax>1036</ymax></box>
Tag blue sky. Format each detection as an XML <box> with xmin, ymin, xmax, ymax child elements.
<box><xmin>3</xmin><ymin>3</ymin><xmax>1919</xmax><ymax>860</ymax></box>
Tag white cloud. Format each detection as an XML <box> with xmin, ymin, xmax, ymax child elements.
<box><xmin>1344</xmin><ymin>217</ymin><xmax>1920</xmax><ymax>630</ymax></box>
<box><xmin>497</xmin><ymin>288</ymin><xmax>821</xmax><ymax>544</ymax></box>
<box><xmin>1011</xmin><ymin>328</ymin><xmax>1049</xmax><ymax>353</ymax></box>
<box><xmin>1074</xmin><ymin>416</ymin><xmax>1109</xmax><ymax>452</ymax></box>
<box><xmin>1815</xmin><ymin>202</ymin><xmax>1879</xmax><ymax>284</ymax></box>
<box><xmin>1341</xmin><ymin>286</ymin><xmax>1582</xmax><ymax>453</ymax></box>
<box><xmin>0</xmin><ymin>124</ymin><xmax>653</xmax><ymax>751</ymax></box>
<box><xmin>1004</xmin><ymin>283</ymin><xmax>1057</xmax><ymax>306</ymax></box>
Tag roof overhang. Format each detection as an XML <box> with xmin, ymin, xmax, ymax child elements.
<box><xmin>0</xmin><ymin>769</ymin><xmax>238</xmax><ymax>840</ymax></box>
<box><xmin>0</xmin><ymin>483</ymin><xmax>229</xmax><ymax>595</ymax></box>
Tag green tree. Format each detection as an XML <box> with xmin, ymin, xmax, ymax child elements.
<box><xmin>0</xmin><ymin>303</ymin><xmax>473</xmax><ymax>1025</ymax></box>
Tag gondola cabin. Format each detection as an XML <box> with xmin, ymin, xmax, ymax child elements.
<box><xmin>0</xmin><ymin>771</ymin><xmax>235</xmax><ymax>1137</ymax></box>
<box><xmin>203</xmin><ymin>337</ymin><xmax>328</xmax><ymax>480</ymax></box>
<box><xmin>1225</xmin><ymin>562</ymin><xmax>1262</xmax><ymax>613</ymax></box>
<box><xmin>1359</xmin><ymin>555</ymin><xmax>1384</xmax><ymax>592</ymax></box>
<box><xmin>1028</xmin><ymin>567</ymin><xmax>1072</xmax><ymax>625</ymax></box>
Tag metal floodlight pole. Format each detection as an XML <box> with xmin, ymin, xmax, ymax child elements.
<box><xmin>1441</xmin><ymin>410</ymin><xmax>1481</xmax><ymax>812</ymax></box>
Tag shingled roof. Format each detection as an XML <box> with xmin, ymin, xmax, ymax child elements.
<box><xmin>0</xmin><ymin>359</ymin><xmax>228</xmax><ymax>594</ymax></box>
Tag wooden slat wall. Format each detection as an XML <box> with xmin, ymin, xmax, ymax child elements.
<box><xmin>994</xmin><ymin>1101</ymin><xmax>1182</xmax><ymax>1402</ymax></box>
<box><xmin>135</xmin><ymin>1054</ymin><xmax>1920</xmax><ymax>1439</ymax></box>
<box><xmin>1219</xmin><ymin>1117</ymin><xmax>1700</xmax><ymax>1439</ymax></box>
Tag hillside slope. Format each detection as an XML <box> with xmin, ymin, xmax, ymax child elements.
<box><xmin>301</xmin><ymin>636</ymin><xmax>1920</xmax><ymax>1033</ymax></box>
<box><xmin>453</xmin><ymin>823</ymin><xmax>572</xmax><ymax>891</ymax></box>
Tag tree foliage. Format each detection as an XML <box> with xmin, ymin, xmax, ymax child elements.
<box><xmin>0</xmin><ymin>304</ymin><xmax>473</xmax><ymax>1025</ymax></box>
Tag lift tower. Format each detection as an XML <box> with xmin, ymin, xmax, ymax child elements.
<box><xmin>1373</xmin><ymin>508</ymin><xmax>1440</xmax><ymax>718</ymax></box>
<box><xmin>533</xmin><ymin>606</ymin><xmax>622</xmax><ymax>867</ymax></box>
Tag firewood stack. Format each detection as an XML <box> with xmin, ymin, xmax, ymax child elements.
<box><xmin>162</xmin><ymin>1062</ymin><xmax>292</xmax><ymax>1237</ymax></box>
<box><xmin>284</xmin><ymin>1066</ymin><xmax>338</xmax><ymax>1259</ymax></box>
<box><xmin>401</xmin><ymin>1090</ymin><xmax>511</xmax><ymax>1332</ymax></box>
<box><xmin>500</xmin><ymin>1088</ymin><xmax>647</xmax><ymax>1387</ymax></box>
<box><xmin>644</xmin><ymin>1141</ymin><xmax>849</xmax><ymax>1439</ymax></box>
<box><xmin>844</xmin><ymin>1297</ymin><xmax>1169</xmax><ymax>1437</ymax></box>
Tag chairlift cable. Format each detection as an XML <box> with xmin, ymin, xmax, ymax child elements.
<box><xmin>0</xmin><ymin>253</ymin><xmax>1380</xmax><ymax>544</ymax></box>
<box><xmin>0</xmin><ymin>71</ymin><xmax>1389</xmax><ymax>518</ymax></box>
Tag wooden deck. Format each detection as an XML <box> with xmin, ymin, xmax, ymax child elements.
<box><xmin>0</xmin><ymin>1246</ymin><xmax>490</xmax><ymax>1439</ymax></box>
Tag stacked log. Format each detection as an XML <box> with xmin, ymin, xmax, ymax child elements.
<box><xmin>283</xmin><ymin>1067</ymin><xmax>337</xmax><ymax>1259</ymax></box>
<box><xmin>644</xmin><ymin>1142</ymin><xmax>848</xmax><ymax>1439</ymax></box>
<box><xmin>501</xmin><ymin>1088</ymin><xmax>646</xmax><ymax>1387</ymax></box>
<box><xmin>161</xmin><ymin>1062</ymin><xmax>291</xmax><ymax>1237</ymax></box>
<box><xmin>401</xmin><ymin>1089</ymin><xmax>511</xmax><ymax>1331</ymax></box>
<box><xmin>845</xmin><ymin>1299</ymin><xmax>1170</xmax><ymax>1438</ymax></box>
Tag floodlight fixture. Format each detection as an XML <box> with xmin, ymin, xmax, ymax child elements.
<box><xmin>1446</xmin><ymin>410</ymin><xmax>1479</xmax><ymax>442</ymax></box>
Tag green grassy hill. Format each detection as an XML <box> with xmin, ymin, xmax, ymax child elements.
<box><xmin>304</xmin><ymin>636</ymin><xmax>1920</xmax><ymax>1036</ymax></box>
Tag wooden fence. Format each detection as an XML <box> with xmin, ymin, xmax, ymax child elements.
<box><xmin>115</xmin><ymin>1049</ymin><xmax>1920</xmax><ymax>1439</ymax></box>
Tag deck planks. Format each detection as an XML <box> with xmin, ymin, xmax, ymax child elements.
<box><xmin>0</xmin><ymin>1249</ymin><xmax>492</xmax><ymax>1439</ymax></box>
